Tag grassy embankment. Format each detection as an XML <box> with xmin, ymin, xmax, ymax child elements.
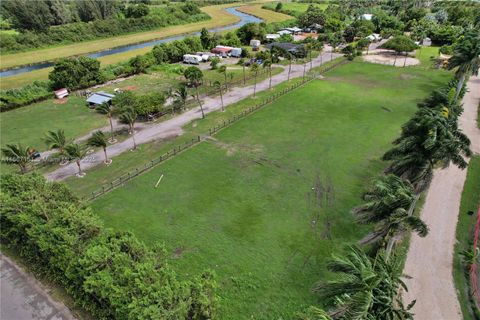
<box><xmin>80</xmin><ymin>62</ymin><xmax>450</xmax><ymax>318</ymax></box>
<box><xmin>262</xmin><ymin>1</ymin><xmax>328</xmax><ymax>15</ymax></box>
<box><xmin>453</xmin><ymin>156</ymin><xmax>480</xmax><ymax>320</ymax></box>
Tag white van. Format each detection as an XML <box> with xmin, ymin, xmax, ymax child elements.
<box><xmin>183</xmin><ymin>54</ymin><xmax>203</xmax><ymax>65</ymax></box>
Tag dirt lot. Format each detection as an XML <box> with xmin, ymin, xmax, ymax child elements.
<box><xmin>363</xmin><ymin>50</ymin><xmax>420</xmax><ymax>67</ymax></box>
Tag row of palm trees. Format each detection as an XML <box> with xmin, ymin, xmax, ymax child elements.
<box><xmin>303</xmin><ymin>32</ymin><xmax>478</xmax><ymax>320</ymax></box>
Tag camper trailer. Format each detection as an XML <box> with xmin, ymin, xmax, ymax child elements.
<box><xmin>230</xmin><ymin>47</ymin><xmax>243</xmax><ymax>58</ymax></box>
<box><xmin>183</xmin><ymin>54</ymin><xmax>203</xmax><ymax>65</ymax></box>
<box><xmin>250</xmin><ymin>39</ymin><xmax>260</xmax><ymax>51</ymax></box>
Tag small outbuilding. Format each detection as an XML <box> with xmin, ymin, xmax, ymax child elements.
<box><xmin>54</xmin><ymin>88</ymin><xmax>69</xmax><ymax>99</ymax></box>
<box><xmin>361</xmin><ymin>14</ymin><xmax>373</xmax><ymax>21</ymax></box>
<box><xmin>266</xmin><ymin>34</ymin><xmax>281</xmax><ymax>41</ymax></box>
<box><xmin>86</xmin><ymin>91</ymin><xmax>115</xmax><ymax>108</ymax></box>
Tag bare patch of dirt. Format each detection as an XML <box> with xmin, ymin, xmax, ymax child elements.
<box><xmin>363</xmin><ymin>52</ymin><xmax>420</xmax><ymax>67</ymax></box>
<box><xmin>172</xmin><ymin>247</ymin><xmax>185</xmax><ymax>258</ymax></box>
<box><xmin>53</xmin><ymin>98</ymin><xmax>68</xmax><ymax>104</ymax></box>
<box><xmin>123</xmin><ymin>85</ymin><xmax>138</xmax><ymax>91</ymax></box>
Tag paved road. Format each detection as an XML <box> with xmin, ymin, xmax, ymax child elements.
<box><xmin>46</xmin><ymin>49</ymin><xmax>343</xmax><ymax>181</ymax></box>
<box><xmin>0</xmin><ymin>254</ymin><xmax>75</xmax><ymax>320</ymax></box>
<box><xmin>403</xmin><ymin>76</ymin><xmax>480</xmax><ymax>320</ymax></box>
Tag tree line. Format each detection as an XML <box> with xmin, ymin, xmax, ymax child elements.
<box><xmin>0</xmin><ymin>1</ymin><xmax>206</xmax><ymax>53</ymax></box>
<box><xmin>296</xmin><ymin>30</ymin><xmax>478</xmax><ymax>320</ymax></box>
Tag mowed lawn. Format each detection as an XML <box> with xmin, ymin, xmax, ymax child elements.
<box><xmin>90</xmin><ymin>63</ymin><xmax>450</xmax><ymax>318</ymax></box>
<box><xmin>0</xmin><ymin>95</ymin><xmax>105</xmax><ymax>153</ymax></box>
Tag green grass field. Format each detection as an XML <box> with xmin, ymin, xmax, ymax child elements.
<box><xmin>236</xmin><ymin>4</ymin><xmax>294</xmax><ymax>22</ymax></box>
<box><xmin>88</xmin><ymin>62</ymin><xmax>450</xmax><ymax>318</ymax></box>
<box><xmin>415</xmin><ymin>46</ymin><xmax>440</xmax><ymax>68</ymax></box>
<box><xmin>453</xmin><ymin>156</ymin><xmax>480</xmax><ymax>320</ymax></box>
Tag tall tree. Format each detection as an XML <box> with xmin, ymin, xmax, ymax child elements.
<box><xmin>353</xmin><ymin>175</ymin><xmax>428</xmax><ymax>255</ymax></box>
<box><xmin>314</xmin><ymin>246</ymin><xmax>415</xmax><ymax>320</ymax></box>
<box><xmin>65</xmin><ymin>143</ymin><xmax>88</xmax><ymax>177</ymax></box>
<box><xmin>184</xmin><ymin>66</ymin><xmax>205</xmax><ymax>119</ymax></box>
<box><xmin>87</xmin><ymin>131</ymin><xmax>111</xmax><ymax>164</ymax></box>
<box><xmin>1</xmin><ymin>144</ymin><xmax>32</xmax><ymax>173</ymax></box>
<box><xmin>44</xmin><ymin>129</ymin><xmax>68</xmax><ymax>155</ymax></box>
<box><xmin>200</xmin><ymin>27</ymin><xmax>210</xmax><ymax>49</ymax></box>
<box><xmin>96</xmin><ymin>103</ymin><xmax>117</xmax><ymax>143</ymax></box>
<box><xmin>1</xmin><ymin>0</ymin><xmax>54</xmax><ymax>31</ymax></box>
<box><xmin>119</xmin><ymin>107</ymin><xmax>138</xmax><ymax>150</ymax></box>
<box><xmin>383</xmin><ymin>107</ymin><xmax>472</xmax><ymax>191</ymax></box>
<box><xmin>213</xmin><ymin>81</ymin><xmax>225</xmax><ymax>112</ymax></box>
<box><xmin>447</xmin><ymin>30</ymin><xmax>480</xmax><ymax>102</ymax></box>
<box><xmin>263</xmin><ymin>59</ymin><xmax>273</xmax><ymax>89</ymax></box>
<box><xmin>218</xmin><ymin>65</ymin><xmax>228</xmax><ymax>89</ymax></box>
<box><xmin>174</xmin><ymin>84</ymin><xmax>189</xmax><ymax>111</ymax></box>
<box><xmin>250</xmin><ymin>63</ymin><xmax>259</xmax><ymax>97</ymax></box>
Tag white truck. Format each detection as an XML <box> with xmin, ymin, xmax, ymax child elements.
<box><xmin>183</xmin><ymin>54</ymin><xmax>203</xmax><ymax>65</ymax></box>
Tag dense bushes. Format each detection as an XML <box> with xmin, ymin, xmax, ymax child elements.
<box><xmin>0</xmin><ymin>3</ymin><xmax>208</xmax><ymax>53</ymax></box>
<box><xmin>0</xmin><ymin>173</ymin><xmax>218</xmax><ymax>319</ymax></box>
<box><xmin>0</xmin><ymin>81</ymin><xmax>52</xmax><ymax>111</ymax></box>
<box><xmin>49</xmin><ymin>56</ymin><xmax>104</xmax><ymax>90</ymax></box>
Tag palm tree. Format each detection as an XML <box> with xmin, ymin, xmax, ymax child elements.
<box><xmin>213</xmin><ymin>80</ymin><xmax>225</xmax><ymax>112</ymax></box>
<box><xmin>287</xmin><ymin>53</ymin><xmax>293</xmax><ymax>81</ymax></box>
<box><xmin>242</xmin><ymin>61</ymin><xmax>247</xmax><ymax>85</ymax></box>
<box><xmin>44</xmin><ymin>129</ymin><xmax>69</xmax><ymax>164</ymax></box>
<box><xmin>353</xmin><ymin>175</ymin><xmax>428</xmax><ymax>255</ymax></box>
<box><xmin>218</xmin><ymin>65</ymin><xmax>228</xmax><ymax>90</ymax></box>
<box><xmin>65</xmin><ymin>143</ymin><xmax>87</xmax><ymax>177</ymax></box>
<box><xmin>383</xmin><ymin>108</ymin><xmax>471</xmax><ymax>191</ymax></box>
<box><xmin>96</xmin><ymin>102</ymin><xmax>117</xmax><ymax>143</ymax></box>
<box><xmin>174</xmin><ymin>84</ymin><xmax>189</xmax><ymax>111</ymax></box>
<box><xmin>184</xmin><ymin>66</ymin><xmax>205</xmax><ymax>119</ymax></box>
<box><xmin>1</xmin><ymin>144</ymin><xmax>32</xmax><ymax>173</ymax></box>
<box><xmin>313</xmin><ymin>246</ymin><xmax>415</xmax><ymax>320</ymax></box>
<box><xmin>250</xmin><ymin>63</ymin><xmax>259</xmax><ymax>97</ymax></box>
<box><xmin>119</xmin><ymin>107</ymin><xmax>138</xmax><ymax>150</ymax></box>
<box><xmin>263</xmin><ymin>59</ymin><xmax>273</xmax><ymax>89</ymax></box>
<box><xmin>87</xmin><ymin>131</ymin><xmax>111</xmax><ymax>165</ymax></box>
<box><xmin>447</xmin><ymin>30</ymin><xmax>480</xmax><ymax>102</ymax></box>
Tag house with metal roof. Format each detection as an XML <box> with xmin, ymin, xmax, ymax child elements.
<box><xmin>86</xmin><ymin>91</ymin><xmax>115</xmax><ymax>108</ymax></box>
<box><xmin>264</xmin><ymin>42</ymin><xmax>306</xmax><ymax>57</ymax></box>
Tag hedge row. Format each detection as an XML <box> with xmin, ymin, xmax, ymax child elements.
<box><xmin>0</xmin><ymin>174</ymin><xmax>218</xmax><ymax>319</ymax></box>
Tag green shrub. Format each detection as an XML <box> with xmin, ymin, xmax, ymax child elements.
<box><xmin>0</xmin><ymin>173</ymin><xmax>218</xmax><ymax>319</ymax></box>
<box><xmin>0</xmin><ymin>81</ymin><xmax>52</xmax><ymax>112</ymax></box>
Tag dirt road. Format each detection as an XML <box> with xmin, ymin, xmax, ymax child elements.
<box><xmin>46</xmin><ymin>50</ymin><xmax>342</xmax><ymax>181</ymax></box>
<box><xmin>403</xmin><ymin>76</ymin><xmax>480</xmax><ymax>320</ymax></box>
<box><xmin>1</xmin><ymin>253</ymin><xmax>75</xmax><ymax>320</ymax></box>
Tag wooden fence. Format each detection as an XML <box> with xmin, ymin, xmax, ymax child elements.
<box><xmin>86</xmin><ymin>57</ymin><xmax>348</xmax><ymax>201</ymax></box>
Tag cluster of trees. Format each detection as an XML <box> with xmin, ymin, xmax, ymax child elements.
<box><xmin>0</xmin><ymin>173</ymin><xmax>218</xmax><ymax>319</ymax></box>
<box><xmin>0</xmin><ymin>1</ymin><xmax>207</xmax><ymax>53</ymax></box>
<box><xmin>296</xmin><ymin>30</ymin><xmax>478</xmax><ymax>320</ymax></box>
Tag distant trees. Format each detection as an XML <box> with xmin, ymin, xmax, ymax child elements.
<box><xmin>124</xmin><ymin>3</ymin><xmax>149</xmax><ymax>19</ymax></box>
<box><xmin>298</xmin><ymin>5</ymin><xmax>326</xmax><ymax>28</ymax></box>
<box><xmin>49</xmin><ymin>56</ymin><xmax>103</xmax><ymax>90</ymax></box>
<box><xmin>236</xmin><ymin>23</ymin><xmax>266</xmax><ymax>44</ymax></box>
<box><xmin>275</xmin><ymin>2</ymin><xmax>283</xmax><ymax>12</ymax></box>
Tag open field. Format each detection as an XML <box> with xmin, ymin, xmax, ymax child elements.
<box><xmin>262</xmin><ymin>1</ymin><xmax>328</xmax><ymax>15</ymax></box>
<box><xmin>0</xmin><ymin>4</ymin><xmax>240</xmax><ymax>71</ymax></box>
<box><xmin>453</xmin><ymin>156</ymin><xmax>480</xmax><ymax>320</ymax></box>
<box><xmin>87</xmin><ymin>62</ymin><xmax>450</xmax><ymax>318</ymax></box>
<box><xmin>236</xmin><ymin>4</ymin><xmax>294</xmax><ymax>22</ymax></box>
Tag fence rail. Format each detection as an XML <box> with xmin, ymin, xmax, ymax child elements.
<box><xmin>86</xmin><ymin>57</ymin><xmax>348</xmax><ymax>201</ymax></box>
